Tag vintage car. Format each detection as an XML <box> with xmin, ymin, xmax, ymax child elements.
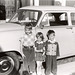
<box><xmin>0</xmin><ymin>6</ymin><xmax>75</xmax><ymax>75</ymax></box>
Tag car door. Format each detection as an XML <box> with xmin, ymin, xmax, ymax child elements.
<box><xmin>71</xmin><ymin>12</ymin><xmax>75</xmax><ymax>45</ymax></box>
<box><xmin>35</xmin><ymin>12</ymin><xmax>75</xmax><ymax>58</ymax></box>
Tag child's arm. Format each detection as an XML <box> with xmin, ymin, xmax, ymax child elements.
<box><xmin>34</xmin><ymin>47</ymin><xmax>41</xmax><ymax>52</ymax></box>
<box><xmin>34</xmin><ymin>47</ymin><xmax>37</xmax><ymax>52</ymax></box>
<box><xmin>34</xmin><ymin>41</ymin><xmax>40</xmax><ymax>52</ymax></box>
<box><xmin>19</xmin><ymin>37</ymin><xmax>26</xmax><ymax>58</ymax></box>
<box><xmin>42</xmin><ymin>42</ymin><xmax>46</xmax><ymax>55</ymax></box>
<box><xmin>56</xmin><ymin>42</ymin><xmax>60</xmax><ymax>57</ymax></box>
<box><xmin>42</xmin><ymin>47</ymin><xmax>45</xmax><ymax>56</ymax></box>
<box><xmin>19</xmin><ymin>37</ymin><xmax>24</xmax><ymax>45</ymax></box>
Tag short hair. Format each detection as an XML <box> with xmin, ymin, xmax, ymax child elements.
<box><xmin>36</xmin><ymin>32</ymin><xmax>44</xmax><ymax>41</ymax></box>
<box><xmin>47</xmin><ymin>30</ymin><xmax>55</xmax><ymax>39</ymax></box>
<box><xmin>25</xmin><ymin>23</ymin><xmax>33</xmax><ymax>30</ymax></box>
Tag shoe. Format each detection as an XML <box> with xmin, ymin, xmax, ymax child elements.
<box><xmin>22</xmin><ymin>71</ymin><xmax>29</xmax><ymax>75</ymax></box>
<box><xmin>50</xmin><ymin>73</ymin><xmax>54</xmax><ymax>75</ymax></box>
<box><xmin>32</xmin><ymin>72</ymin><xmax>36</xmax><ymax>75</ymax></box>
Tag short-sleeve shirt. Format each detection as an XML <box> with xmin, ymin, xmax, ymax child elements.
<box><xmin>20</xmin><ymin>33</ymin><xmax>35</xmax><ymax>46</ymax></box>
<box><xmin>35</xmin><ymin>41</ymin><xmax>45</xmax><ymax>50</ymax></box>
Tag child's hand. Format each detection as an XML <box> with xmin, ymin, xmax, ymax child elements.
<box><xmin>35</xmin><ymin>50</ymin><xmax>41</xmax><ymax>52</ymax></box>
<box><xmin>35</xmin><ymin>50</ymin><xmax>38</xmax><ymax>52</ymax></box>
<box><xmin>35</xmin><ymin>49</ymin><xmax>43</xmax><ymax>52</ymax></box>
<box><xmin>42</xmin><ymin>53</ymin><xmax>45</xmax><ymax>56</ymax></box>
<box><xmin>22</xmin><ymin>54</ymin><xmax>26</xmax><ymax>58</ymax></box>
<box><xmin>40</xmin><ymin>49</ymin><xmax>43</xmax><ymax>52</ymax></box>
<box><xmin>42</xmin><ymin>53</ymin><xmax>44</xmax><ymax>56</ymax></box>
<box><xmin>42</xmin><ymin>51</ymin><xmax>45</xmax><ymax>56</ymax></box>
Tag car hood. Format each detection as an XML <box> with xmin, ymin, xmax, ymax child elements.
<box><xmin>0</xmin><ymin>22</ymin><xmax>24</xmax><ymax>32</ymax></box>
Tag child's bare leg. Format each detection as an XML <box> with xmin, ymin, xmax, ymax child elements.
<box><xmin>36</xmin><ymin>61</ymin><xmax>42</xmax><ymax>75</ymax></box>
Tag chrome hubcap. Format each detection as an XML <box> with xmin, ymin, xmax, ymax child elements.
<box><xmin>0</xmin><ymin>56</ymin><xmax>14</xmax><ymax>75</ymax></box>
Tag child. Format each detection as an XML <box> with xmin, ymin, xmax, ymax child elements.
<box><xmin>45</xmin><ymin>30</ymin><xmax>60</xmax><ymax>75</ymax></box>
<box><xmin>35</xmin><ymin>32</ymin><xmax>45</xmax><ymax>75</ymax></box>
<box><xmin>19</xmin><ymin>23</ymin><xmax>36</xmax><ymax>75</ymax></box>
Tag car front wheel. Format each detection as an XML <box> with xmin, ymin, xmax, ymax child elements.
<box><xmin>0</xmin><ymin>52</ymin><xmax>20</xmax><ymax>75</ymax></box>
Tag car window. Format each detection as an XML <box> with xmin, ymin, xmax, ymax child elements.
<box><xmin>9</xmin><ymin>10</ymin><xmax>42</xmax><ymax>27</ymax></box>
<box><xmin>71</xmin><ymin>13</ymin><xmax>75</xmax><ymax>25</ymax></box>
<box><xmin>40</xmin><ymin>12</ymin><xmax>68</xmax><ymax>27</ymax></box>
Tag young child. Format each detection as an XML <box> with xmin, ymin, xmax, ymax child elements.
<box><xmin>45</xmin><ymin>30</ymin><xmax>60</xmax><ymax>75</ymax></box>
<box><xmin>19</xmin><ymin>23</ymin><xmax>36</xmax><ymax>75</ymax></box>
<box><xmin>35</xmin><ymin>32</ymin><xmax>45</xmax><ymax>75</ymax></box>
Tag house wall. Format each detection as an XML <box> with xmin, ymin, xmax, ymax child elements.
<box><xmin>66</xmin><ymin>0</ymin><xmax>75</xmax><ymax>7</ymax></box>
<box><xmin>54</xmin><ymin>0</ymin><xmax>66</xmax><ymax>6</ymax></box>
<box><xmin>0</xmin><ymin>0</ymin><xmax>75</xmax><ymax>19</ymax></box>
<box><xmin>0</xmin><ymin>0</ymin><xmax>5</xmax><ymax>5</ymax></box>
<box><xmin>21</xmin><ymin>0</ymin><xmax>27</xmax><ymax>6</ymax></box>
<box><xmin>5</xmin><ymin>0</ymin><xmax>15</xmax><ymax>18</ymax></box>
<box><xmin>39</xmin><ymin>0</ymin><xmax>54</xmax><ymax>5</ymax></box>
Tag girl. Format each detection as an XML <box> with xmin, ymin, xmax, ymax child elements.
<box><xmin>45</xmin><ymin>30</ymin><xmax>60</xmax><ymax>75</ymax></box>
<box><xmin>35</xmin><ymin>32</ymin><xmax>45</xmax><ymax>75</ymax></box>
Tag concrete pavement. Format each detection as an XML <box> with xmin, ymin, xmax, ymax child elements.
<box><xmin>57</xmin><ymin>61</ymin><xmax>75</xmax><ymax>75</ymax></box>
<box><xmin>19</xmin><ymin>61</ymin><xmax>75</xmax><ymax>75</ymax></box>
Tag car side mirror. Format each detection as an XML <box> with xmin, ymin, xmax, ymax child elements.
<box><xmin>40</xmin><ymin>25</ymin><xmax>44</xmax><ymax>29</ymax></box>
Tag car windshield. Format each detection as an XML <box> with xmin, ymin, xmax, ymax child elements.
<box><xmin>9</xmin><ymin>9</ymin><xmax>42</xmax><ymax>27</ymax></box>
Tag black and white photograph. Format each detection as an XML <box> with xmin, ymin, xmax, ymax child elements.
<box><xmin>0</xmin><ymin>0</ymin><xmax>75</xmax><ymax>75</ymax></box>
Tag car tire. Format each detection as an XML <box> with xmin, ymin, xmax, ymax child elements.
<box><xmin>0</xmin><ymin>52</ymin><xmax>20</xmax><ymax>75</ymax></box>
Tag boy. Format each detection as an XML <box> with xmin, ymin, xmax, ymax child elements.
<box><xmin>20</xmin><ymin>23</ymin><xmax>36</xmax><ymax>75</ymax></box>
<box><xmin>45</xmin><ymin>30</ymin><xmax>60</xmax><ymax>75</ymax></box>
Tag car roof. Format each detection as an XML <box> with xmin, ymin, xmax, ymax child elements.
<box><xmin>19</xmin><ymin>6</ymin><xmax>75</xmax><ymax>12</ymax></box>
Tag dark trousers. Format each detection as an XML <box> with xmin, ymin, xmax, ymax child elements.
<box><xmin>23</xmin><ymin>46</ymin><xmax>35</xmax><ymax>72</ymax></box>
<box><xmin>46</xmin><ymin>55</ymin><xmax>57</xmax><ymax>75</ymax></box>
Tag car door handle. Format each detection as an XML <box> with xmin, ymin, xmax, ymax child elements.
<box><xmin>66</xmin><ymin>27</ymin><xmax>73</xmax><ymax>29</ymax></box>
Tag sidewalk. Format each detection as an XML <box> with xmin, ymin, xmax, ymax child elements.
<box><xmin>20</xmin><ymin>61</ymin><xmax>75</xmax><ymax>75</ymax></box>
<box><xmin>0</xmin><ymin>20</ymin><xmax>6</xmax><ymax>24</ymax></box>
<box><xmin>57</xmin><ymin>61</ymin><xmax>75</xmax><ymax>75</ymax></box>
